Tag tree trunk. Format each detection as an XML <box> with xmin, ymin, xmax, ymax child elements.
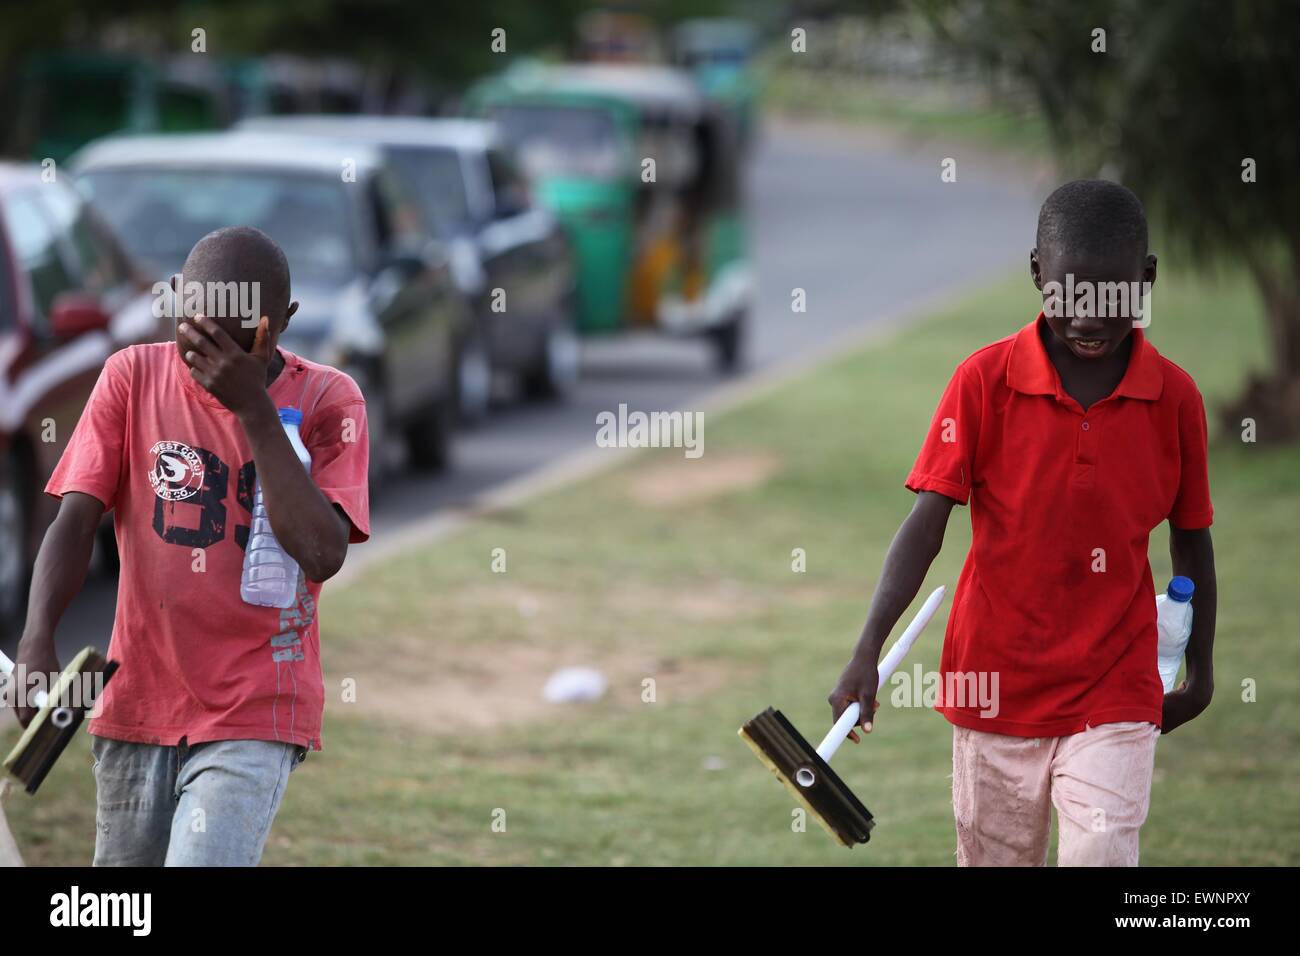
<box><xmin>1221</xmin><ymin>261</ymin><xmax>1300</xmax><ymax>442</ymax></box>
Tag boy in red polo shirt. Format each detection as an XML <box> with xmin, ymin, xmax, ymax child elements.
<box><xmin>829</xmin><ymin>180</ymin><xmax>1217</xmax><ymax>866</ymax></box>
<box><xmin>14</xmin><ymin>226</ymin><xmax>369</xmax><ymax>865</ymax></box>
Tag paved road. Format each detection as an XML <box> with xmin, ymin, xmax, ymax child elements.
<box><xmin>10</xmin><ymin>120</ymin><xmax>1041</xmax><ymax>662</ymax></box>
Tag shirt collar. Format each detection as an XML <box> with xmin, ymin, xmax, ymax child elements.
<box><xmin>1007</xmin><ymin>313</ymin><xmax>1163</xmax><ymax>402</ymax></box>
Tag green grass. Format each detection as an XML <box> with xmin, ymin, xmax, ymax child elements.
<box><xmin>5</xmin><ymin>263</ymin><xmax>1296</xmax><ymax>866</ymax></box>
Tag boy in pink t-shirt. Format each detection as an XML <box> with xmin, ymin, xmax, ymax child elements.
<box><xmin>14</xmin><ymin>226</ymin><xmax>369</xmax><ymax>866</ymax></box>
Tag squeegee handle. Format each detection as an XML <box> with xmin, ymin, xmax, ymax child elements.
<box><xmin>0</xmin><ymin>648</ymin><xmax>49</xmax><ymax>710</ymax></box>
<box><xmin>815</xmin><ymin>584</ymin><xmax>947</xmax><ymax>764</ymax></box>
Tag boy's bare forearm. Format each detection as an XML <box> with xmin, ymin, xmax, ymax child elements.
<box><xmin>829</xmin><ymin>491</ymin><xmax>955</xmax><ymax>732</ymax></box>
<box><xmin>1170</xmin><ymin>525</ymin><xmax>1216</xmax><ymax>693</ymax></box>
<box><xmin>850</xmin><ymin>491</ymin><xmax>955</xmax><ymax>663</ymax></box>
<box><xmin>20</xmin><ymin>492</ymin><xmax>104</xmax><ymax>649</ymax></box>
<box><xmin>180</xmin><ymin>315</ymin><xmax>349</xmax><ymax>581</ymax></box>
<box><xmin>237</xmin><ymin>398</ymin><xmax>348</xmax><ymax>582</ymax></box>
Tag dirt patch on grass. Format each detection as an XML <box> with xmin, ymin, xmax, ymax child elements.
<box><xmin>327</xmin><ymin>641</ymin><xmax>742</xmax><ymax>733</ymax></box>
<box><xmin>627</xmin><ymin>451</ymin><xmax>782</xmax><ymax>507</ymax></box>
<box><xmin>614</xmin><ymin>578</ymin><xmax>755</xmax><ymax>621</ymax></box>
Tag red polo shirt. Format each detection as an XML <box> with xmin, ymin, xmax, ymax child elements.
<box><xmin>906</xmin><ymin>315</ymin><xmax>1213</xmax><ymax>737</ymax></box>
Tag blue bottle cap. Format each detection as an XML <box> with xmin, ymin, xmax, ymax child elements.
<box><xmin>1167</xmin><ymin>576</ymin><xmax>1194</xmax><ymax>602</ymax></box>
<box><xmin>278</xmin><ymin>407</ymin><xmax>303</xmax><ymax>426</ymax></box>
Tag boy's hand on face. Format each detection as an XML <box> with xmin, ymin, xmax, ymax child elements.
<box><xmin>180</xmin><ymin>315</ymin><xmax>277</xmax><ymax>421</ymax></box>
<box><xmin>829</xmin><ymin>665</ymin><xmax>881</xmax><ymax>744</ymax></box>
<box><xmin>1160</xmin><ymin>678</ymin><xmax>1212</xmax><ymax>735</ymax></box>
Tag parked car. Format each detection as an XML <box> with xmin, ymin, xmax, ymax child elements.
<box><xmin>0</xmin><ymin>163</ymin><xmax>159</xmax><ymax>636</ymax></box>
<box><xmin>238</xmin><ymin>115</ymin><xmax>580</xmax><ymax>407</ymax></box>
<box><xmin>71</xmin><ymin>130</ymin><xmax>469</xmax><ymax>483</ymax></box>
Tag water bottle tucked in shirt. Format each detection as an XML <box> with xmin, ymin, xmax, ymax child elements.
<box><xmin>1155</xmin><ymin>576</ymin><xmax>1194</xmax><ymax>693</ymax></box>
<box><xmin>240</xmin><ymin>408</ymin><xmax>312</xmax><ymax>608</ymax></box>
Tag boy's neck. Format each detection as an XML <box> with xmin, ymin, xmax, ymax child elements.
<box><xmin>266</xmin><ymin>349</ymin><xmax>286</xmax><ymax>388</ymax></box>
<box><xmin>1038</xmin><ymin>320</ymin><xmax>1133</xmax><ymax>411</ymax></box>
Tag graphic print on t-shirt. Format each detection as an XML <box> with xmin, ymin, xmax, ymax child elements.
<box><xmin>270</xmin><ymin>577</ymin><xmax>316</xmax><ymax>742</ymax></box>
<box><xmin>272</xmin><ymin>578</ymin><xmax>314</xmax><ymax>664</ymax></box>
<box><xmin>150</xmin><ymin>444</ymin><xmax>241</xmax><ymax>551</ymax></box>
<box><xmin>148</xmin><ymin>440</ymin><xmax>205</xmax><ymax>501</ymax></box>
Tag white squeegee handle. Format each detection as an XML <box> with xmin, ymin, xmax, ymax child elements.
<box><xmin>0</xmin><ymin>648</ymin><xmax>49</xmax><ymax>710</ymax></box>
<box><xmin>815</xmin><ymin>584</ymin><xmax>946</xmax><ymax>764</ymax></box>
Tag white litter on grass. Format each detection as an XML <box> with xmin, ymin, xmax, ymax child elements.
<box><xmin>542</xmin><ymin>667</ymin><xmax>608</xmax><ymax>704</ymax></box>
<box><xmin>702</xmin><ymin>755</ymin><xmax>727</xmax><ymax>772</ymax></box>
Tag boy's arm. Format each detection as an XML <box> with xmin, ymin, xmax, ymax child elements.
<box><xmin>829</xmin><ymin>490</ymin><xmax>956</xmax><ymax>741</ymax></box>
<box><xmin>13</xmin><ymin>492</ymin><xmax>104</xmax><ymax>726</ymax></box>
<box><xmin>236</xmin><ymin>401</ymin><xmax>351</xmax><ymax>582</ymax></box>
<box><xmin>1162</xmin><ymin>525</ymin><xmax>1216</xmax><ymax>734</ymax></box>
<box><xmin>181</xmin><ymin>315</ymin><xmax>350</xmax><ymax>582</ymax></box>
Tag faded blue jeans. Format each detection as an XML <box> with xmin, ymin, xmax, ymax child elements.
<box><xmin>90</xmin><ymin>735</ymin><xmax>306</xmax><ymax>866</ymax></box>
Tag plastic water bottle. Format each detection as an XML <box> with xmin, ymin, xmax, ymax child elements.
<box><xmin>1155</xmin><ymin>576</ymin><xmax>1194</xmax><ymax>693</ymax></box>
<box><xmin>240</xmin><ymin>408</ymin><xmax>312</xmax><ymax>608</ymax></box>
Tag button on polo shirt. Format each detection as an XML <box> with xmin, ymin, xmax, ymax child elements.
<box><xmin>906</xmin><ymin>314</ymin><xmax>1213</xmax><ymax>737</ymax></box>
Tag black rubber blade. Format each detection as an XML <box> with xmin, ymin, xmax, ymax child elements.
<box><xmin>739</xmin><ymin>706</ymin><xmax>875</xmax><ymax>847</ymax></box>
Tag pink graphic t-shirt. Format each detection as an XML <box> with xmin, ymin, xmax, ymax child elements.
<box><xmin>46</xmin><ymin>342</ymin><xmax>370</xmax><ymax>750</ymax></box>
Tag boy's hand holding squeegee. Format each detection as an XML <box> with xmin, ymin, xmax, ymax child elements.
<box><xmin>739</xmin><ymin>585</ymin><xmax>946</xmax><ymax>847</ymax></box>
<box><xmin>1</xmin><ymin>645</ymin><xmax>118</xmax><ymax>794</ymax></box>
<box><xmin>815</xmin><ymin>585</ymin><xmax>946</xmax><ymax>767</ymax></box>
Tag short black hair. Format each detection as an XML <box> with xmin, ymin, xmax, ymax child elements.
<box><xmin>181</xmin><ymin>226</ymin><xmax>291</xmax><ymax>322</ymax></box>
<box><xmin>1036</xmin><ymin>180</ymin><xmax>1148</xmax><ymax>262</ymax></box>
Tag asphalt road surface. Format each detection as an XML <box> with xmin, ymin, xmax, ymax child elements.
<box><xmin>11</xmin><ymin>119</ymin><xmax>1041</xmax><ymax>663</ymax></box>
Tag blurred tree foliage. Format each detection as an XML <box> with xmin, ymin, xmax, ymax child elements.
<box><xmin>0</xmin><ymin>0</ymin><xmax>756</xmax><ymax>152</ymax></box>
<box><xmin>0</xmin><ymin>0</ymin><xmax>757</xmax><ymax>85</ymax></box>
<box><xmin>0</xmin><ymin>0</ymin><xmax>587</xmax><ymax>94</ymax></box>
<box><xmin>921</xmin><ymin>0</ymin><xmax>1300</xmax><ymax>439</ymax></box>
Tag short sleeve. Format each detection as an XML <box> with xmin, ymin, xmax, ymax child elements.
<box><xmin>45</xmin><ymin>349</ymin><xmax>131</xmax><ymax>510</ymax></box>
<box><xmin>302</xmin><ymin>380</ymin><xmax>371</xmax><ymax>544</ymax></box>
<box><xmin>905</xmin><ymin>362</ymin><xmax>981</xmax><ymax>505</ymax></box>
<box><xmin>1168</xmin><ymin>387</ymin><xmax>1213</xmax><ymax>529</ymax></box>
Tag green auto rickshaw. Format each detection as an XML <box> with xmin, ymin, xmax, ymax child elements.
<box><xmin>466</xmin><ymin>62</ymin><xmax>751</xmax><ymax>371</ymax></box>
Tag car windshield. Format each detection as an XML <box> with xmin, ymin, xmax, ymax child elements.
<box><xmin>385</xmin><ymin>145</ymin><xmax>470</xmax><ymax>232</ymax></box>
<box><xmin>77</xmin><ymin>167</ymin><xmax>357</xmax><ymax>280</ymax></box>
<box><xmin>488</xmin><ymin>105</ymin><xmax>625</xmax><ymax>180</ymax></box>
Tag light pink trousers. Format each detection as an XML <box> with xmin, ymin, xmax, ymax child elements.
<box><xmin>952</xmin><ymin>720</ymin><xmax>1159</xmax><ymax>866</ymax></box>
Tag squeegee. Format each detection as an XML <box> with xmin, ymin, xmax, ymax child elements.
<box><xmin>0</xmin><ymin>646</ymin><xmax>118</xmax><ymax>794</ymax></box>
<box><xmin>739</xmin><ymin>585</ymin><xmax>946</xmax><ymax>847</ymax></box>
